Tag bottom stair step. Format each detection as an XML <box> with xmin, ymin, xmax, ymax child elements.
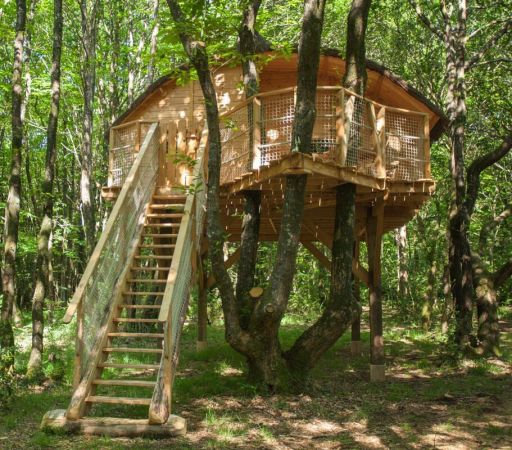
<box><xmin>92</xmin><ymin>379</ymin><xmax>156</xmax><ymax>388</ymax></box>
<box><xmin>86</xmin><ymin>395</ymin><xmax>151</xmax><ymax>405</ymax></box>
<box><xmin>99</xmin><ymin>363</ymin><xmax>160</xmax><ymax>370</ymax></box>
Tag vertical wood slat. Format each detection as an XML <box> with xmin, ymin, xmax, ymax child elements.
<box><xmin>335</xmin><ymin>89</ymin><xmax>346</xmax><ymax>165</ymax></box>
<box><xmin>252</xmin><ymin>97</ymin><xmax>262</xmax><ymax>170</ymax></box>
<box><xmin>73</xmin><ymin>301</ymin><xmax>84</xmax><ymax>390</ymax></box>
<box><xmin>423</xmin><ymin>113</ymin><xmax>431</xmax><ymax>179</ymax></box>
<box><xmin>108</xmin><ymin>128</ymin><xmax>114</xmax><ymax>187</ymax></box>
<box><xmin>374</xmin><ymin>105</ymin><xmax>386</xmax><ymax>179</ymax></box>
<box><xmin>136</xmin><ymin>121</ymin><xmax>142</xmax><ymax>152</ymax></box>
<box><xmin>366</xmin><ymin>199</ymin><xmax>385</xmax><ymax>380</ymax></box>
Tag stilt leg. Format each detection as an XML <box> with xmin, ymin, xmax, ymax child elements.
<box><xmin>366</xmin><ymin>201</ymin><xmax>385</xmax><ymax>381</ymax></box>
<box><xmin>351</xmin><ymin>239</ymin><xmax>362</xmax><ymax>356</ymax></box>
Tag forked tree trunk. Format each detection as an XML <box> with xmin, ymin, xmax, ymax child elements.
<box><xmin>27</xmin><ymin>0</ymin><xmax>63</xmax><ymax>378</ymax></box>
<box><xmin>1</xmin><ymin>0</ymin><xmax>26</xmax><ymax>372</ymax></box>
<box><xmin>285</xmin><ymin>0</ymin><xmax>372</xmax><ymax>375</ymax></box>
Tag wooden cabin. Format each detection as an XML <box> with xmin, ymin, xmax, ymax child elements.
<box><xmin>44</xmin><ymin>51</ymin><xmax>444</xmax><ymax>436</ymax></box>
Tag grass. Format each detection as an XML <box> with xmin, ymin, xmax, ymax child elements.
<box><xmin>0</xmin><ymin>307</ymin><xmax>511</xmax><ymax>449</ymax></box>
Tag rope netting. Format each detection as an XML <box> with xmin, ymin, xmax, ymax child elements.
<box><xmin>110</xmin><ymin>121</ymin><xmax>153</xmax><ymax>187</ymax></box>
<box><xmin>385</xmin><ymin>111</ymin><xmax>426</xmax><ymax>181</ymax></box>
<box><xmin>220</xmin><ymin>104</ymin><xmax>253</xmax><ymax>184</ymax></box>
<box><xmin>79</xmin><ymin>124</ymin><xmax>160</xmax><ymax>379</ymax></box>
<box><xmin>217</xmin><ymin>87</ymin><xmax>428</xmax><ymax>184</ymax></box>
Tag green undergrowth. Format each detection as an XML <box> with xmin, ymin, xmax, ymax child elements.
<box><xmin>0</xmin><ymin>307</ymin><xmax>510</xmax><ymax>449</ymax></box>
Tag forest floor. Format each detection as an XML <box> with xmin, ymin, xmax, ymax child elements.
<box><xmin>1</xmin><ymin>307</ymin><xmax>511</xmax><ymax>450</ymax></box>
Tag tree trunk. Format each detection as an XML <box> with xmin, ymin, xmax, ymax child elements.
<box><xmin>1</xmin><ymin>0</ymin><xmax>26</xmax><ymax>373</ymax></box>
<box><xmin>79</xmin><ymin>0</ymin><xmax>98</xmax><ymax>256</ymax></box>
<box><xmin>147</xmin><ymin>0</ymin><xmax>160</xmax><ymax>85</ymax></box>
<box><xmin>27</xmin><ymin>0</ymin><xmax>63</xmax><ymax>379</ymax></box>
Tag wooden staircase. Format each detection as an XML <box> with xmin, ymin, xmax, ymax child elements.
<box><xmin>84</xmin><ymin>191</ymin><xmax>187</xmax><ymax>415</ymax></box>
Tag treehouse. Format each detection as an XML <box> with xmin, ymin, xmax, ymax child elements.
<box><xmin>42</xmin><ymin>50</ymin><xmax>444</xmax><ymax>436</ymax></box>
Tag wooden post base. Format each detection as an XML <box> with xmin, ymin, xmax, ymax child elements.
<box><xmin>370</xmin><ymin>364</ymin><xmax>385</xmax><ymax>382</ymax></box>
<box><xmin>196</xmin><ymin>340</ymin><xmax>207</xmax><ymax>351</ymax></box>
<box><xmin>350</xmin><ymin>340</ymin><xmax>362</xmax><ymax>356</ymax></box>
<box><xmin>41</xmin><ymin>409</ymin><xmax>187</xmax><ymax>437</ymax></box>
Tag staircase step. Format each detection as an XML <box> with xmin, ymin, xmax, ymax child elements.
<box><xmin>130</xmin><ymin>266</ymin><xmax>170</xmax><ymax>272</ymax></box>
<box><xmin>142</xmin><ymin>234</ymin><xmax>178</xmax><ymax>238</ymax></box>
<box><xmin>144</xmin><ymin>223</ymin><xmax>181</xmax><ymax>228</ymax></box>
<box><xmin>135</xmin><ymin>255</ymin><xmax>173</xmax><ymax>261</ymax></box>
<box><xmin>86</xmin><ymin>396</ymin><xmax>151</xmax><ymax>406</ymax></box>
<box><xmin>113</xmin><ymin>318</ymin><xmax>161</xmax><ymax>324</ymax></box>
<box><xmin>107</xmin><ymin>332</ymin><xmax>164</xmax><ymax>338</ymax></box>
<box><xmin>146</xmin><ymin>213</ymin><xmax>184</xmax><ymax>219</ymax></box>
<box><xmin>153</xmin><ymin>194</ymin><xmax>186</xmax><ymax>201</ymax></box>
<box><xmin>138</xmin><ymin>244</ymin><xmax>176</xmax><ymax>249</ymax></box>
<box><xmin>92</xmin><ymin>379</ymin><xmax>157</xmax><ymax>388</ymax></box>
<box><xmin>103</xmin><ymin>347</ymin><xmax>163</xmax><ymax>354</ymax></box>
<box><xmin>99</xmin><ymin>362</ymin><xmax>160</xmax><ymax>369</ymax></box>
<box><xmin>123</xmin><ymin>291</ymin><xmax>165</xmax><ymax>296</ymax></box>
<box><xmin>119</xmin><ymin>304</ymin><xmax>162</xmax><ymax>309</ymax></box>
<box><xmin>127</xmin><ymin>279</ymin><xmax>167</xmax><ymax>283</ymax></box>
<box><xmin>150</xmin><ymin>204</ymin><xmax>185</xmax><ymax>210</ymax></box>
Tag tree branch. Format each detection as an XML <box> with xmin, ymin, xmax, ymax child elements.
<box><xmin>465</xmin><ymin>133</ymin><xmax>512</xmax><ymax>217</ymax></box>
<box><xmin>407</xmin><ymin>0</ymin><xmax>444</xmax><ymax>41</ymax></box>
<box><xmin>465</xmin><ymin>19</ymin><xmax>512</xmax><ymax>71</ymax></box>
<box><xmin>479</xmin><ymin>203</ymin><xmax>511</xmax><ymax>254</ymax></box>
<box><xmin>493</xmin><ymin>258</ymin><xmax>512</xmax><ymax>289</ymax></box>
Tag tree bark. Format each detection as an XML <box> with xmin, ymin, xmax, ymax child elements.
<box><xmin>147</xmin><ymin>0</ymin><xmax>160</xmax><ymax>85</ymax></box>
<box><xmin>27</xmin><ymin>0</ymin><xmax>63</xmax><ymax>378</ymax></box>
<box><xmin>1</xmin><ymin>0</ymin><xmax>26</xmax><ymax>373</ymax></box>
<box><xmin>79</xmin><ymin>0</ymin><xmax>98</xmax><ymax>256</ymax></box>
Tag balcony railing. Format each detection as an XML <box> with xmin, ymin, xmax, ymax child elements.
<box><xmin>219</xmin><ymin>86</ymin><xmax>431</xmax><ymax>184</ymax></box>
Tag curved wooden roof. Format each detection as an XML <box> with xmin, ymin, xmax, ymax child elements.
<box><xmin>113</xmin><ymin>49</ymin><xmax>447</xmax><ymax>140</ymax></box>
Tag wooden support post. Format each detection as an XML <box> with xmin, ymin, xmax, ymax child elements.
<box><xmin>374</xmin><ymin>105</ymin><xmax>386</xmax><ymax>179</ymax></box>
<box><xmin>73</xmin><ymin>302</ymin><xmax>84</xmax><ymax>390</ymax></box>
<box><xmin>366</xmin><ymin>200</ymin><xmax>385</xmax><ymax>381</ymax></box>
<box><xmin>351</xmin><ymin>240</ymin><xmax>362</xmax><ymax>356</ymax></box>
<box><xmin>136</xmin><ymin>121</ymin><xmax>142</xmax><ymax>152</ymax></box>
<box><xmin>197</xmin><ymin>253</ymin><xmax>208</xmax><ymax>351</ymax></box>
<box><xmin>335</xmin><ymin>89</ymin><xmax>347</xmax><ymax>165</ymax></box>
<box><xmin>423</xmin><ymin>113</ymin><xmax>431</xmax><ymax>179</ymax></box>
<box><xmin>108</xmin><ymin>128</ymin><xmax>114</xmax><ymax>187</ymax></box>
<box><xmin>252</xmin><ymin>97</ymin><xmax>262</xmax><ymax>170</ymax></box>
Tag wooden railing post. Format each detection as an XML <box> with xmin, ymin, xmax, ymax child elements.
<box><xmin>335</xmin><ymin>89</ymin><xmax>346</xmax><ymax>165</ymax></box>
<box><xmin>72</xmin><ymin>301</ymin><xmax>84</xmax><ymax>390</ymax></box>
<box><xmin>423</xmin><ymin>114</ymin><xmax>431</xmax><ymax>179</ymax></box>
<box><xmin>252</xmin><ymin>97</ymin><xmax>262</xmax><ymax>170</ymax></box>
<box><xmin>108</xmin><ymin>128</ymin><xmax>114</xmax><ymax>187</ymax></box>
<box><xmin>374</xmin><ymin>105</ymin><xmax>386</xmax><ymax>179</ymax></box>
<box><xmin>136</xmin><ymin>120</ymin><xmax>142</xmax><ymax>153</ymax></box>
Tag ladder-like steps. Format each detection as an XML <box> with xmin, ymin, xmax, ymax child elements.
<box><xmin>139</xmin><ymin>244</ymin><xmax>176</xmax><ymax>249</ymax></box>
<box><xmin>122</xmin><ymin>291</ymin><xmax>165</xmax><ymax>296</ymax></box>
<box><xmin>149</xmin><ymin>204</ymin><xmax>185</xmax><ymax>210</ymax></box>
<box><xmin>146</xmin><ymin>213</ymin><xmax>183</xmax><ymax>219</ymax></box>
<box><xmin>130</xmin><ymin>266</ymin><xmax>170</xmax><ymax>272</ymax></box>
<box><xmin>99</xmin><ymin>362</ymin><xmax>160</xmax><ymax>370</ymax></box>
<box><xmin>86</xmin><ymin>396</ymin><xmax>151</xmax><ymax>406</ymax></box>
<box><xmin>119</xmin><ymin>304</ymin><xmax>162</xmax><ymax>309</ymax></box>
<box><xmin>107</xmin><ymin>332</ymin><xmax>164</xmax><ymax>338</ymax></box>
<box><xmin>92</xmin><ymin>379</ymin><xmax>157</xmax><ymax>388</ymax></box>
<box><xmin>113</xmin><ymin>318</ymin><xmax>161</xmax><ymax>324</ymax></box>
<box><xmin>134</xmin><ymin>255</ymin><xmax>173</xmax><ymax>260</ymax></box>
<box><xmin>103</xmin><ymin>347</ymin><xmax>163</xmax><ymax>354</ymax></box>
<box><xmin>144</xmin><ymin>223</ymin><xmax>181</xmax><ymax>228</ymax></box>
<box><xmin>141</xmin><ymin>233</ymin><xmax>178</xmax><ymax>238</ymax></box>
<box><xmin>127</xmin><ymin>279</ymin><xmax>167</xmax><ymax>283</ymax></box>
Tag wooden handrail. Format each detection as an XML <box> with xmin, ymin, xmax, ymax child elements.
<box><xmin>63</xmin><ymin>123</ymin><xmax>159</xmax><ymax>323</ymax></box>
<box><xmin>111</xmin><ymin>119</ymin><xmax>154</xmax><ymax>131</ymax></box>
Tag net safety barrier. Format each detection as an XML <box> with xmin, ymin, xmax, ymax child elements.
<box><xmin>219</xmin><ymin>87</ymin><xmax>429</xmax><ymax>183</ymax></box>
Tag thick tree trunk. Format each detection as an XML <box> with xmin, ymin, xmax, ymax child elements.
<box><xmin>147</xmin><ymin>0</ymin><xmax>160</xmax><ymax>85</ymax></box>
<box><xmin>1</xmin><ymin>0</ymin><xmax>26</xmax><ymax>372</ymax></box>
<box><xmin>27</xmin><ymin>0</ymin><xmax>63</xmax><ymax>378</ymax></box>
<box><xmin>79</xmin><ymin>0</ymin><xmax>98</xmax><ymax>256</ymax></box>
<box><xmin>472</xmin><ymin>253</ymin><xmax>499</xmax><ymax>355</ymax></box>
